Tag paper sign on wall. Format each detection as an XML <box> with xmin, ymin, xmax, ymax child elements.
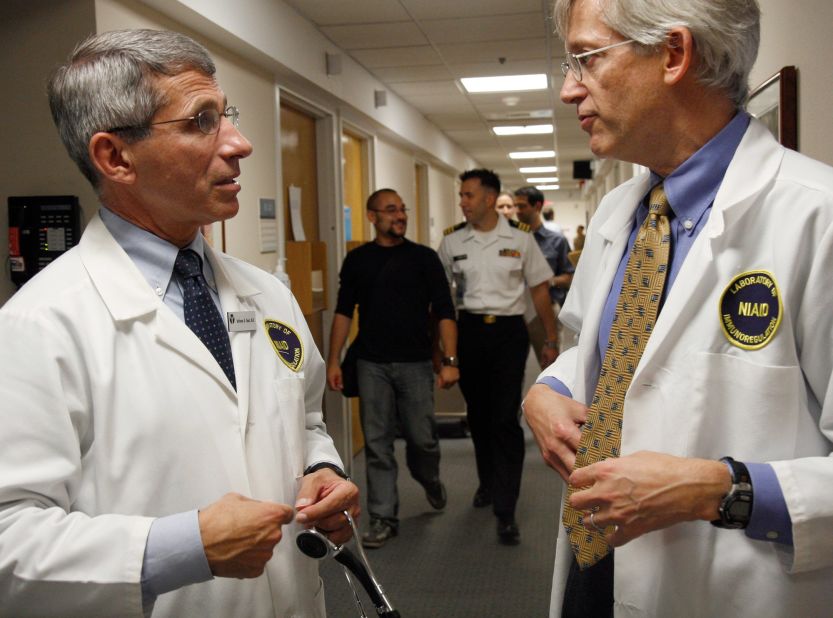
<box><xmin>289</xmin><ymin>185</ymin><xmax>305</xmax><ymax>241</ymax></box>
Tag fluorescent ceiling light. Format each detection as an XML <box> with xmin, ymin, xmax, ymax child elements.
<box><xmin>519</xmin><ymin>165</ymin><xmax>558</xmax><ymax>173</ymax></box>
<box><xmin>536</xmin><ymin>184</ymin><xmax>561</xmax><ymax>190</ymax></box>
<box><xmin>526</xmin><ymin>177</ymin><xmax>559</xmax><ymax>183</ymax></box>
<box><xmin>460</xmin><ymin>74</ymin><xmax>547</xmax><ymax>93</ymax></box>
<box><xmin>492</xmin><ymin>124</ymin><xmax>553</xmax><ymax>136</ymax></box>
<box><xmin>509</xmin><ymin>150</ymin><xmax>555</xmax><ymax>159</ymax></box>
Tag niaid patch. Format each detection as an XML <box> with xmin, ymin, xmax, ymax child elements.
<box><xmin>719</xmin><ymin>270</ymin><xmax>781</xmax><ymax>350</ymax></box>
<box><xmin>264</xmin><ymin>319</ymin><xmax>304</xmax><ymax>372</ymax></box>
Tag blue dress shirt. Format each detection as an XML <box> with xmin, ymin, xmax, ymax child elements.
<box><xmin>539</xmin><ymin>111</ymin><xmax>792</xmax><ymax>546</ymax></box>
<box><xmin>99</xmin><ymin>208</ymin><xmax>214</xmax><ymax>609</ymax></box>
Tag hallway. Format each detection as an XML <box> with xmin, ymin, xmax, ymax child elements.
<box><xmin>318</xmin><ymin>420</ymin><xmax>563</xmax><ymax>616</ymax></box>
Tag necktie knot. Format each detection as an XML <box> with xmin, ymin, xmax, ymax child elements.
<box><xmin>174</xmin><ymin>249</ymin><xmax>203</xmax><ymax>280</ymax></box>
<box><xmin>648</xmin><ymin>184</ymin><xmax>670</xmax><ymax>218</ymax></box>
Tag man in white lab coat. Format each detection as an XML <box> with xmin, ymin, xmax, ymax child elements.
<box><xmin>0</xmin><ymin>29</ymin><xmax>358</xmax><ymax>617</ymax></box>
<box><xmin>523</xmin><ymin>0</ymin><xmax>833</xmax><ymax>616</ymax></box>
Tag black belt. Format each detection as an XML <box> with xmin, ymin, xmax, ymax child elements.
<box><xmin>458</xmin><ymin>311</ymin><xmax>523</xmax><ymax>325</ymax></box>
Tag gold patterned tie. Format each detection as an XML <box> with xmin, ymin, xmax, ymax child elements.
<box><xmin>562</xmin><ymin>184</ymin><xmax>671</xmax><ymax>569</ymax></box>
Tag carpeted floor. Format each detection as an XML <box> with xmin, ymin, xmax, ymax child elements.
<box><xmin>316</xmin><ymin>421</ymin><xmax>564</xmax><ymax>617</ymax></box>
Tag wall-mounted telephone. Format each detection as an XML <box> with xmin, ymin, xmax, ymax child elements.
<box><xmin>8</xmin><ymin>195</ymin><xmax>81</xmax><ymax>288</ymax></box>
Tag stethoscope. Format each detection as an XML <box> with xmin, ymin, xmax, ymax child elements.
<box><xmin>296</xmin><ymin>510</ymin><xmax>400</xmax><ymax>618</ymax></box>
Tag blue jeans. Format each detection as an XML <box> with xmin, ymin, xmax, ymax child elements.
<box><xmin>357</xmin><ymin>359</ymin><xmax>440</xmax><ymax>526</ymax></box>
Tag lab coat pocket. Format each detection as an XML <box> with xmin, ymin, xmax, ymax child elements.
<box><xmin>684</xmin><ymin>352</ymin><xmax>801</xmax><ymax>459</ymax></box>
<box><xmin>273</xmin><ymin>374</ymin><xmax>307</xmax><ymax>480</ymax></box>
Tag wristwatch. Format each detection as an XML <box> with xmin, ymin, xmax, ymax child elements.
<box><xmin>441</xmin><ymin>356</ymin><xmax>459</xmax><ymax>367</ymax></box>
<box><xmin>304</xmin><ymin>462</ymin><xmax>350</xmax><ymax>481</ymax></box>
<box><xmin>711</xmin><ymin>457</ymin><xmax>753</xmax><ymax>529</ymax></box>
<box><xmin>544</xmin><ymin>340</ymin><xmax>559</xmax><ymax>350</ymax></box>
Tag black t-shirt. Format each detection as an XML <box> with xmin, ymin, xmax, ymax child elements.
<box><xmin>334</xmin><ymin>239</ymin><xmax>455</xmax><ymax>362</ymax></box>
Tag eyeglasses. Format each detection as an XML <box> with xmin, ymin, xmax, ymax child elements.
<box><xmin>369</xmin><ymin>206</ymin><xmax>409</xmax><ymax>215</ymax></box>
<box><xmin>107</xmin><ymin>106</ymin><xmax>240</xmax><ymax>135</ymax></box>
<box><xmin>560</xmin><ymin>40</ymin><xmax>634</xmax><ymax>82</ymax></box>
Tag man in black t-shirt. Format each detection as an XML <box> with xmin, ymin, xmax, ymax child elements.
<box><xmin>327</xmin><ymin>188</ymin><xmax>459</xmax><ymax>548</ymax></box>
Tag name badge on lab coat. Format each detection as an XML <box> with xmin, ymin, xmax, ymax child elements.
<box><xmin>227</xmin><ymin>311</ymin><xmax>257</xmax><ymax>332</ymax></box>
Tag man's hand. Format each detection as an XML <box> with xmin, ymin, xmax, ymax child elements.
<box><xmin>539</xmin><ymin>346</ymin><xmax>558</xmax><ymax>368</ymax></box>
<box><xmin>198</xmin><ymin>493</ymin><xmax>295</xmax><ymax>578</ymax></box>
<box><xmin>436</xmin><ymin>365</ymin><xmax>460</xmax><ymax>389</ymax></box>
<box><xmin>522</xmin><ymin>384</ymin><xmax>588</xmax><ymax>481</ymax></box>
<box><xmin>568</xmin><ymin>451</ymin><xmax>731</xmax><ymax>547</ymax></box>
<box><xmin>326</xmin><ymin>363</ymin><xmax>343</xmax><ymax>391</ymax></box>
<box><xmin>295</xmin><ymin>468</ymin><xmax>360</xmax><ymax>546</ymax></box>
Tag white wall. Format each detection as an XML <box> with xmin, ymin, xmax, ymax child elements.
<box><xmin>373</xmin><ymin>138</ymin><xmax>417</xmax><ymax>241</ymax></box>
<box><xmin>754</xmin><ymin>0</ymin><xmax>833</xmax><ymax>165</ymax></box>
<box><xmin>0</xmin><ymin>0</ymin><xmax>99</xmax><ymax>305</ymax></box>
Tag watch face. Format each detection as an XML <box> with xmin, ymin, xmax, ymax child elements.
<box><xmin>728</xmin><ymin>496</ymin><xmax>752</xmax><ymax>519</ymax></box>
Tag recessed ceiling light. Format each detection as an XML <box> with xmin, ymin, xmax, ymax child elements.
<box><xmin>519</xmin><ymin>165</ymin><xmax>558</xmax><ymax>173</ymax></box>
<box><xmin>493</xmin><ymin>124</ymin><xmax>553</xmax><ymax>136</ymax></box>
<box><xmin>460</xmin><ymin>74</ymin><xmax>547</xmax><ymax>93</ymax></box>
<box><xmin>536</xmin><ymin>184</ymin><xmax>560</xmax><ymax>190</ymax></box>
<box><xmin>526</xmin><ymin>177</ymin><xmax>559</xmax><ymax>183</ymax></box>
<box><xmin>509</xmin><ymin>150</ymin><xmax>556</xmax><ymax>159</ymax></box>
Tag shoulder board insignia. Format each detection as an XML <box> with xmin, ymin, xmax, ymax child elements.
<box><xmin>444</xmin><ymin>222</ymin><xmax>467</xmax><ymax>236</ymax></box>
<box><xmin>509</xmin><ymin>220</ymin><xmax>531</xmax><ymax>233</ymax></box>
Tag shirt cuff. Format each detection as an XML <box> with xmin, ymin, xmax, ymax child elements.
<box><xmin>745</xmin><ymin>462</ymin><xmax>793</xmax><ymax>546</ymax></box>
<box><xmin>141</xmin><ymin>510</ymin><xmax>213</xmax><ymax>610</ymax></box>
<box><xmin>537</xmin><ymin>375</ymin><xmax>573</xmax><ymax>399</ymax></box>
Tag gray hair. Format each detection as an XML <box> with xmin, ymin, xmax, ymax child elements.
<box><xmin>47</xmin><ymin>29</ymin><xmax>216</xmax><ymax>187</ymax></box>
<box><xmin>553</xmin><ymin>0</ymin><xmax>760</xmax><ymax>106</ymax></box>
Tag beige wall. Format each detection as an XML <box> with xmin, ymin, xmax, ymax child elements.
<box><xmin>0</xmin><ymin>0</ymin><xmax>99</xmax><ymax>304</ymax></box>
<box><xmin>754</xmin><ymin>0</ymin><xmax>833</xmax><ymax>165</ymax></box>
<box><xmin>95</xmin><ymin>0</ymin><xmax>279</xmax><ymax>273</ymax></box>
<box><xmin>373</xmin><ymin>138</ymin><xmax>417</xmax><ymax>240</ymax></box>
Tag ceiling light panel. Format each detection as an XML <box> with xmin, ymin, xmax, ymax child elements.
<box><xmin>526</xmin><ymin>177</ymin><xmax>559</xmax><ymax>183</ymax></box>
<box><xmin>460</xmin><ymin>74</ymin><xmax>547</xmax><ymax>93</ymax></box>
<box><xmin>536</xmin><ymin>184</ymin><xmax>561</xmax><ymax>190</ymax></box>
<box><xmin>509</xmin><ymin>150</ymin><xmax>555</xmax><ymax>159</ymax></box>
<box><xmin>492</xmin><ymin>124</ymin><xmax>553</xmax><ymax>136</ymax></box>
<box><xmin>519</xmin><ymin>165</ymin><xmax>558</xmax><ymax>173</ymax></box>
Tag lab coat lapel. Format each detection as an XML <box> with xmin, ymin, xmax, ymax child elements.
<box><xmin>80</xmin><ymin>214</ymin><xmax>237</xmax><ymax>398</ymax></box>
<box><xmin>634</xmin><ymin>118</ymin><xmax>785</xmax><ymax>376</ymax></box>
<box><xmin>205</xmin><ymin>245</ymin><xmax>262</xmax><ymax>430</ymax></box>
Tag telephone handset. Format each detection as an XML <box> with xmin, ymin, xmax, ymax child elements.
<box><xmin>8</xmin><ymin>195</ymin><xmax>81</xmax><ymax>288</ymax></box>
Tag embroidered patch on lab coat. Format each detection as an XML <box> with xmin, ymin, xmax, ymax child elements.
<box><xmin>499</xmin><ymin>248</ymin><xmax>521</xmax><ymax>258</ymax></box>
<box><xmin>719</xmin><ymin>270</ymin><xmax>782</xmax><ymax>350</ymax></box>
<box><xmin>264</xmin><ymin>319</ymin><xmax>304</xmax><ymax>372</ymax></box>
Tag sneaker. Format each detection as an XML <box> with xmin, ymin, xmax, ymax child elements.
<box><xmin>497</xmin><ymin>517</ymin><xmax>520</xmax><ymax>546</ymax></box>
<box><xmin>472</xmin><ymin>487</ymin><xmax>492</xmax><ymax>508</ymax></box>
<box><xmin>425</xmin><ymin>480</ymin><xmax>447</xmax><ymax>510</ymax></box>
<box><xmin>361</xmin><ymin>518</ymin><xmax>397</xmax><ymax>549</ymax></box>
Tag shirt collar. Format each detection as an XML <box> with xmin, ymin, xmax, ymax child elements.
<box><xmin>99</xmin><ymin>207</ymin><xmax>217</xmax><ymax>296</ymax></box>
<box><xmin>648</xmin><ymin>110</ymin><xmax>751</xmax><ymax>233</ymax></box>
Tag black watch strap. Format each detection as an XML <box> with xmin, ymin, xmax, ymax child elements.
<box><xmin>304</xmin><ymin>462</ymin><xmax>350</xmax><ymax>481</ymax></box>
<box><xmin>711</xmin><ymin>457</ymin><xmax>753</xmax><ymax>529</ymax></box>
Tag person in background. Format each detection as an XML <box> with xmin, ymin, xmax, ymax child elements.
<box><xmin>495</xmin><ymin>191</ymin><xmax>518</xmax><ymax>219</ymax></box>
<box><xmin>327</xmin><ymin>188</ymin><xmax>458</xmax><ymax>549</ymax></box>
<box><xmin>523</xmin><ymin>0</ymin><xmax>833</xmax><ymax>616</ymax></box>
<box><xmin>542</xmin><ymin>206</ymin><xmax>564</xmax><ymax>235</ymax></box>
<box><xmin>438</xmin><ymin>168</ymin><xmax>559</xmax><ymax>546</ymax></box>
<box><xmin>572</xmin><ymin>224</ymin><xmax>586</xmax><ymax>250</ymax></box>
<box><xmin>514</xmin><ymin>186</ymin><xmax>575</xmax><ymax>357</ymax></box>
<box><xmin>0</xmin><ymin>29</ymin><xmax>357</xmax><ymax>618</ymax></box>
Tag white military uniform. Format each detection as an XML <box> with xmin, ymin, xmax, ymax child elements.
<box><xmin>437</xmin><ymin>214</ymin><xmax>553</xmax><ymax>313</ymax></box>
<box><xmin>0</xmin><ymin>213</ymin><xmax>342</xmax><ymax>618</ymax></box>
<box><xmin>541</xmin><ymin>119</ymin><xmax>833</xmax><ymax>617</ymax></box>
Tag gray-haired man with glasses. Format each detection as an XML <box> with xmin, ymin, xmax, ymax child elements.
<box><xmin>524</xmin><ymin>0</ymin><xmax>833</xmax><ymax>617</ymax></box>
<box><xmin>0</xmin><ymin>28</ymin><xmax>358</xmax><ymax>617</ymax></box>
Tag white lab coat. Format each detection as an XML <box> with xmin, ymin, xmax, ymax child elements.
<box><xmin>0</xmin><ymin>214</ymin><xmax>342</xmax><ymax>618</ymax></box>
<box><xmin>541</xmin><ymin>119</ymin><xmax>833</xmax><ymax>617</ymax></box>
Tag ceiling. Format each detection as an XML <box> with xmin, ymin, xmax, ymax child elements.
<box><xmin>282</xmin><ymin>0</ymin><xmax>592</xmax><ymax>194</ymax></box>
